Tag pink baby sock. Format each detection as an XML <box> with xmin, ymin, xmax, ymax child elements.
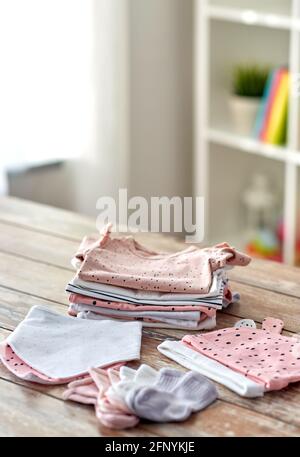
<box><xmin>63</xmin><ymin>365</ymin><xmax>140</xmax><ymax>429</ymax></box>
<box><xmin>62</xmin><ymin>376</ymin><xmax>99</xmax><ymax>405</ymax></box>
<box><xmin>91</xmin><ymin>367</ymin><xmax>140</xmax><ymax>429</ymax></box>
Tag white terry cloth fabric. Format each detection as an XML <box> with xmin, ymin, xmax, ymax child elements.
<box><xmin>69</xmin><ymin>302</ymin><xmax>201</xmax><ymax>321</ymax></box>
<box><xmin>157</xmin><ymin>340</ymin><xmax>265</xmax><ymax>398</ymax></box>
<box><xmin>66</xmin><ymin>271</ymin><xmax>225</xmax><ymax>308</ymax></box>
<box><xmin>6</xmin><ymin>306</ymin><xmax>142</xmax><ymax>379</ymax></box>
<box><xmin>107</xmin><ymin>364</ymin><xmax>159</xmax><ymax>408</ymax></box>
<box><xmin>76</xmin><ymin>310</ymin><xmax>217</xmax><ymax>330</ymax></box>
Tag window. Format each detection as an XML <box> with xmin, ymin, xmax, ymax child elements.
<box><xmin>0</xmin><ymin>0</ymin><xmax>95</xmax><ymax>192</ymax></box>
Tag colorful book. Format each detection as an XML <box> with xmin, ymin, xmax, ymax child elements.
<box><xmin>253</xmin><ymin>69</ymin><xmax>277</xmax><ymax>139</ymax></box>
<box><xmin>264</xmin><ymin>70</ymin><xmax>289</xmax><ymax>145</ymax></box>
<box><xmin>260</xmin><ymin>68</ymin><xmax>286</xmax><ymax>142</ymax></box>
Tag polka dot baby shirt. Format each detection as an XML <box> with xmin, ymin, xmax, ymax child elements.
<box><xmin>182</xmin><ymin>317</ymin><xmax>300</xmax><ymax>391</ymax></box>
<box><xmin>74</xmin><ymin>225</ymin><xmax>251</xmax><ymax>294</ymax></box>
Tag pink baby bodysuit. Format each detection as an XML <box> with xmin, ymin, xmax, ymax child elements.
<box><xmin>75</xmin><ymin>225</ymin><xmax>251</xmax><ymax>294</ymax></box>
<box><xmin>182</xmin><ymin>317</ymin><xmax>300</xmax><ymax>391</ymax></box>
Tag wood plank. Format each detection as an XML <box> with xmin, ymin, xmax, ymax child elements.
<box><xmin>147</xmin><ymin>334</ymin><xmax>300</xmax><ymax>427</ymax></box>
<box><xmin>0</xmin><ymin>196</ymin><xmax>300</xmax><ymax>435</ymax></box>
<box><xmin>0</xmin><ymin>283</ymin><xmax>245</xmax><ymax>335</ymax></box>
<box><xmin>1</xmin><ymin>251</ymin><xmax>300</xmax><ymax>334</ymax></box>
<box><xmin>0</xmin><ymin>251</ymin><xmax>70</xmax><ymax>305</ymax></box>
<box><xmin>0</xmin><ymin>220</ymin><xmax>183</xmax><ymax>270</ymax></box>
<box><xmin>228</xmin><ymin>258</ymin><xmax>300</xmax><ymax>299</ymax></box>
<box><xmin>0</xmin><ymin>283</ymin><xmax>296</xmax><ymax>345</ymax></box>
<box><xmin>137</xmin><ymin>334</ymin><xmax>300</xmax><ymax>430</ymax></box>
<box><xmin>2</xmin><ymin>376</ymin><xmax>297</xmax><ymax>437</ymax></box>
<box><xmin>0</xmin><ymin>196</ymin><xmax>184</xmax><ymax>251</ymax></box>
<box><xmin>0</xmin><ymin>196</ymin><xmax>95</xmax><ymax>241</ymax></box>
<box><xmin>1</xmin><ymin>209</ymin><xmax>300</xmax><ymax>314</ymax></box>
<box><xmin>139</xmin><ymin>401</ymin><xmax>300</xmax><ymax>437</ymax></box>
<box><xmin>0</xmin><ymin>378</ymin><xmax>163</xmax><ymax>437</ymax></box>
<box><xmin>228</xmin><ymin>280</ymin><xmax>300</xmax><ymax>333</ymax></box>
<box><xmin>1</xmin><ymin>196</ymin><xmax>300</xmax><ymax>299</ymax></box>
<box><xmin>144</xmin><ymin>314</ymin><xmax>298</xmax><ymax>342</ymax></box>
<box><xmin>1</xmin><ymin>326</ymin><xmax>300</xmax><ymax>435</ymax></box>
<box><xmin>0</xmin><ymin>378</ymin><xmax>100</xmax><ymax>437</ymax></box>
<box><xmin>0</xmin><ymin>294</ymin><xmax>300</xmax><ymax>432</ymax></box>
<box><xmin>0</xmin><ymin>286</ymin><xmax>67</xmax><ymax>331</ymax></box>
<box><xmin>0</xmin><ymin>221</ymin><xmax>76</xmax><ymax>270</ymax></box>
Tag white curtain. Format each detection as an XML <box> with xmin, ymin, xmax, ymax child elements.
<box><xmin>0</xmin><ymin>0</ymin><xmax>95</xmax><ymax>194</ymax></box>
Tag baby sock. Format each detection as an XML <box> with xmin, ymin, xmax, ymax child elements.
<box><xmin>90</xmin><ymin>367</ymin><xmax>132</xmax><ymax>412</ymax></box>
<box><xmin>89</xmin><ymin>366</ymin><xmax>140</xmax><ymax>429</ymax></box>
<box><xmin>62</xmin><ymin>364</ymin><xmax>124</xmax><ymax>405</ymax></box>
<box><xmin>62</xmin><ymin>376</ymin><xmax>99</xmax><ymax>405</ymax></box>
<box><xmin>107</xmin><ymin>364</ymin><xmax>158</xmax><ymax>406</ymax></box>
<box><xmin>126</xmin><ymin>368</ymin><xmax>217</xmax><ymax>422</ymax></box>
<box><xmin>129</xmin><ymin>364</ymin><xmax>158</xmax><ymax>385</ymax></box>
<box><xmin>95</xmin><ymin>408</ymin><xmax>139</xmax><ymax>430</ymax></box>
<box><xmin>95</xmin><ymin>378</ymin><xmax>139</xmax><ymax>429</ymax></box>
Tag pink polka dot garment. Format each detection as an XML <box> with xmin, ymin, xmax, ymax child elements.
<box><xmin>0</xmin><ymin>342</ymin><xmax>124</xmax><ymax>385</ymax></box>
<box><xmin>182</xmin><ymin>317</ymin><xmax>300</xmax><ymax>391</ymax></box>
<box><xmin>75</xmin><ymin>225</ymin><xmax>251</xmax><ymax>295</ymax></box>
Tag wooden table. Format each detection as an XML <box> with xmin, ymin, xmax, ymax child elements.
<box><xmin>0</xmin><ymin>196</ymin><xmax>299</xmax><ymax>437</ymax></box>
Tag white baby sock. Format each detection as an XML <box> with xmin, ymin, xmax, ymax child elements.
<box><xmin>107</xmin><ymin>364</ymin><xmax>159</xmax><ymax>407</ymax></box>
<box><xmin>125</xmin><ymin>368</ymin><xmax>217</xmax><ymax>422</ymax></box>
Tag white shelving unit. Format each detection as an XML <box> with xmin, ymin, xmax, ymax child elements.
<box><xmin>194</xmin><ymin>0</ymin><xmax>300</xmax><ymax>264</ymax></box>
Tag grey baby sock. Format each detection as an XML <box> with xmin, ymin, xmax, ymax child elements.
<box><xmin>126</xmin><ymin>368</ymin><xmax>217</xmax><ymax>422</ymax></box>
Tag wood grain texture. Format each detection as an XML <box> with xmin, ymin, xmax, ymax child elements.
<box><xmin>0</xmin><ymin>196</ymin><xmax>299</xmax><ymax>436</ymax></box>
<box><xmin>228</xmin><ymin>259</ymin><xmax>300</xmax><ymax>299</ymax></box>
<box><xmin>0</xmin><ymin>221</ymin><xmax>77</xmax><ymax>270</ymax></box>
<box><xmin>1</xmin><ymin>249</ymin><xmax>299</xmax><ymax>333</ymax></box>
<box><xmin>0</xmin><ymin>196</ymin><xmax>184</xmax><ymax>251</ymax></box>
<box><xmin>0</xmin><ymin>326</ymin><xmax>300</xmax><ymax>436</ymax></box>
<box><xmin>0</xmin><ymin>196</ymin><xmax>95</xmax><ymax>241</ymax></box>
<box><xmin>1</xmin><ymin>196</ymin><xmax>299</xmax><ymax>298</ymax></box>
<box><xmin>0</xmin><ymin>298</ymin><xmax>300</xmax><ymax>434</ymax></box>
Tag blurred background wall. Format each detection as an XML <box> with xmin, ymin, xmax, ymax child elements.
<box><xmin>1</xmin><ymin>0</ymin><xmax>300</xmax><ymax>265</ymax></box>
<box><xmin>2</xmin><ymin>0</ymin><xmax>194</xmax><ymax>217</ymax></box>
<box><xmin>1</xmin><ymin>0</ymin><xmax>131</xmax><ymax>216</ymax></box>
<box><xmin>129</xmin><ymin>0</ymin><xmax>193</xmax><ymax>201</ymax></box>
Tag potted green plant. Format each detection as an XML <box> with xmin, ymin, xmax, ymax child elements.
<box><xmin>229</xmin><ymin>64</ymin><xmax>269</xmax><ymax>136</ymax></box>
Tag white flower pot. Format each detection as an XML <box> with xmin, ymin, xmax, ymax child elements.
<box><xmin>229</xmin><ymin>95</ymin><xmax>260</xmax><ymax>136</ymax></box>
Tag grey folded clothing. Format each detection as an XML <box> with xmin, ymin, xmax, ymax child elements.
<box><xmin>125</xmin><ymin>368</ymin><xmax>218</xmax><ymax>422</ymax></box>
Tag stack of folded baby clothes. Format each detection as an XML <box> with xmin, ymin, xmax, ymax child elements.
<box><xmin>66</xmin><ymin>224</ymin><xmax>251</xmax><ymax>330</ymax></box>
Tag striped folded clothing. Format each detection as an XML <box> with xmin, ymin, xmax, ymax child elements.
<box><xmin>66</xmin><ymin>224</ymin><xmax>250</xmax><ymax>329</ymax></box>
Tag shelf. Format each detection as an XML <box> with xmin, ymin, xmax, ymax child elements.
<box><xmin>206</xmin><ymin>128</ymin><xmax>300</xmax><ymax>165</ymax></box>
<box><xmin>206</xmin><ymin>5</ymin><xmax>300</xmax><ymax>31</ymax></box>
<box><xmin>195</xmin><ymin>0</ymin><xmax>300</xmax><ymax>265</ymax></box>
